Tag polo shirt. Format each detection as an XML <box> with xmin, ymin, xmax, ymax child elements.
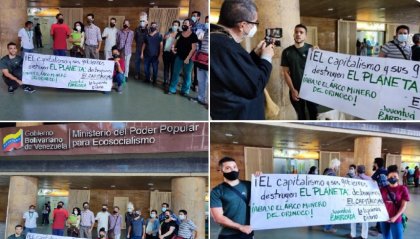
<box><xmin>18</xmin><ymin>28</ymin><xmax>34</xmax><ymax>50</ymax></box>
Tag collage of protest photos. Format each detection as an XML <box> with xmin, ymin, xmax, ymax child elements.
<box><xmin>0</xmin><ymin>0</ymin><xmax>420</xmax><ymax>239</ymax></box>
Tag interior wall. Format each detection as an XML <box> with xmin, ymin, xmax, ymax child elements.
<box><xmin>301</xmin><ymin>16</ymin><xmax>337</xmax><ymax>52</ymax></box>
<box><xmin>0</xmin><ymin>187</ymin><xmax>8</xmax><ymax>222</ymax></box>
<box><xmin>89</xmin><ymin>189</ymin><xmax>151</xmax><ymax>217</ymax></box>
<box><xmin>210</xmin><ymin>144</ymin><xmax>245</xmax><ymax>189</ymax></box>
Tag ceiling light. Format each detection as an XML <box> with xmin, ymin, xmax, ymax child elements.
<box><xmin>232</xmin><ymin>141</ymin><xmax>239</xmax><ymax>144</ymax></box>
<box><xmin>75</xmin><ymin>3</ymin><xmax>81</xmax><ymax>5</ymax></box>
<box><xmin>327</xmin><ymin>8</ymin><xmax>334</xmax><ymax>11</ymax></box>
<box><xmin>148</xmin><ymin>183</ymin><xmax>154</xmax><ymax>186</ymax></box>
<box><xmin>110</xmin><ymin>185</ymin><xmax>116</xmax><ymax>188</ymax></box>
<box><xmin>150</xmin><ymin>187</ymin><xmax>155</xmax><ymax>190</ymax></box>
<box><xmin>379</xmin><ymin>8</ymin><xmax>386</xmax><ymax>10</ymax></box>
<box><xmin>108</xmin><ymin>0</ymin><xmax>114</xmax><ymax>2</ymax></box>
<box><xmin>383</xmin><ymin>148</ymin><xmax>388</xmax><ymax>151</ymax></box>
<box><xmin>150</xmin><ymin>2</ymin><xmax>155</xmax><ymax>5</ymax></box>
<box><xmin>347</xmin><ymin>148</ymin><xmax>351</xmax><ymax>151</ymax></box>
<box><xmin>83</xmin><ymin>186</ymin><xmax>88</xmax><ymax>189</ymax></box>
<box><xmin>225</xmin><ymin>133</ymin><xmax>233</xmax><ymax>137</ymax></box>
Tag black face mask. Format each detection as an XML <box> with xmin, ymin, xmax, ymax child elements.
<box><xmin>149</xmin><ymin>27</ymin><xmax>156</xmax><ymax>32</ymax></box>
<box><xmin>165</xmin><ymin>215</ymin><xmax>170</xmax><ymax>219</ymax></box>
<box><xmin>373</xmin><ymin>166</ymin><xmax>377</xmax><ymax>171</ymax></box>
<box><xmin>123</xmin><ymin>25</ymin><xmax>128</xmax><ymax>29</ymax></box>
<box><xmin>134</xmin><ymin>213</ymin><xmax>140</xmax><ymax>218</ymax></box>
<box><xmin>113</xmin><ymin>211</ymin><xmax>118</xmax><ymax>214</ymax></box>
<box><xmin>112</xmin><ymin>54</ymin><xmax>120</xmax><ymax>59</ymax></box>
<box><xmin>388</xmin><ymin>177</ymin><xmax>398</xmax><ymax>185</ymax></box>
<box><xmin>110</xmin><ymin>23</ymin><xmax>115</xmax><ymax>28</ymax></box>
<box><xmin>58</xmin><ymin>19</ymin><xmax>64</xmax><ymax>24</ymax></box>
<box><xmin>182</xmin><ymin>25</ymin><xmax>189</xmax><ymax>32</ymax></box>
<box><xmin>57</xmin><ymin>205</ymin><xmax>62</xmax><ymax>209</ymax></box>
<box><xmin>102</xmin><ymin>208</ymin><xmax>107</xmax><ymax>212</ymax></box>
<box><xmin>223</xmin><ymin>170</ymin><xmax>239</xmax><ymax>181</ymax></box>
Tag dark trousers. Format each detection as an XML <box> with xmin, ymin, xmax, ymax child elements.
<box><xmin>35</xmin><ymin>36</ymin><xmax>43</xmax><ymax>48</ymax></box>
<box><xmin>192</xmin><ymin>64</ymin><xmax>198</xmax><ymax>90</ymax></box>
<box><xmin>144</xmin><ymin>55</ymin><xmax>159</xmax><ymax>83</ymax></box>
<box><xmin>290</xmin><ymin>92</ymin><xmax>318</xmax><ymax>120</ymax></box>
<box><xmin>163</xmin><ymin>51</ymin><xmax>175</xmax><ymax>85</ymax></box>
<box><xmin>4</xmin><ymin>77</ymin><xmax>20</xmax><ymax>89</ymax></box>
<box><xmin>42</xmin><ymin>213</ymin><xmax>49</xmax><ymax>224</ymax></box>
<box><xmin>218</xmin><ymin>232</ymin><xmax>254</xmax><ymax>239</ymax></box>
<box><xmin>145</xmin><ymin>235</ymin><xmax>158</xmax><ymax>239</ymax></box>
<box><xmin>415</xmin><ymin>177</ymin><xmax>419</xmax><ymax>187</ymax></box>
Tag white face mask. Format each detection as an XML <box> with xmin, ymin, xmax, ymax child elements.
<box><xmin>76</xmin><ymin>26</ymin><xmax>81</xmax><ymax>31</ymax></box>
<box><xmin>74</xmin><ymin>211</ymin><xmax>78</xmax><ymax>215</ymax></box>
<box><xmin>140</xmin><ymin>21</ymin><xmax>146</xmax><ymax>28</ymax></box>
<box><xmin>245</xmin><ymin>24</ymin><xmax>257</xmax><ymax>38</ymax></box>
<box><xmin>179</xmin><ymin>215</ymin><xmax>186</xmax><ymax>220</ymax></box>
<box><xmin>398</xmin><ymin>34</ymin><xmax>408</xmax><ymax>42</ymax></box>
<box><xmin>150</xmin><ymin>213</ymin><xmax>156</xmax><ymax>218</ymax></box>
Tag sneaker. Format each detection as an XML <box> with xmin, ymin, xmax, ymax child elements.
<box><xmin>24</xmin><ymin>86</ymin><xmax>36</xmax><ymax>93</ymax></box>
<box><xmin>180</xmin><ymin>92</ymin><xmax>189</xmax><ymax>97</ymax></box>
<box><xmin>166</xmin><ymin>91</ymin><xmax>175</xmax><ymax>95</ymax></box>
<box><xmin>117</xmin><ymin>85</ymin><xmax>123</xmax><ymax>94</ymax></box>
<box><xmin>8</xmin><ymin>86</ymin><xmax>15</xmax><ymax>94</ymax></box>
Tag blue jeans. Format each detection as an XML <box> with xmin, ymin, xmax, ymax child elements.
<box><xmin>197</xmin><ymin>68</ymin><xmax>208</xmax><ymax>103</ymax></box>
<box><xmin>52</xmin><ymin>229</ymin><xmax>64</xmax><ymax>236</ymax></box>
<box><xmin>21</xmin><ymin>48</ymin><xmax>34</xmax><ymax>59</ymax></box>
<box><xmin>113</xmin><ymin>72</ymin><xmax>125</xmax><ymax>86</ymax></box>
<box><xmin>25</xmin><ymin>227</ymin><xmax>36</xmax><ymax>234</ymax></box>
<box><xmin>135</xmin><ymin>48</ymin><xmax>143</xmax><ymax>77</ymax></box>
<box><xmin>169</xmin><ymin>56</ymin><xmax>194</xmax><ymax>95</ymax></box>
<box><xmin>380</xmin><ymin>222</ymin><xmax>403</xmax><ymax>239</ymax></box>
<box><xmin>144</xmin><ymin>55</ymin><xmax>159</xmax><ymax>83</ymax></box>
<box><xmin>53</xmin><ymin>49</ymin><xmax>67</xmax><ymax>56</ymax></box>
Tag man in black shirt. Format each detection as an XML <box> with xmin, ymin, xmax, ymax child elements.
<box><xmin>0</xmin><ymin>42</ymin><xmax>35</xmax><ymax>94</ymax></box>
<box><xmin>281</xmin><ymin>24</ymin><xmax>317</xmax><ymax>120</ymax></box>
<box><xmin>412</xmin><ymin>34</ymin><xmax>420</xmax><ymax>61</ymax></box>
<box><xmin>210</xmin><ymin>0</ymin><xmax>274</xmax><ymax>120</ymax></box>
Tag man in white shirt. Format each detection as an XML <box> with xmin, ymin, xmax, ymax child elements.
<box><xmin>95</xmin><ymin>204</ymin><xmax>110</xmax><ymax>235</ymax></box>
<box><xmin>18</xmin><ymin>21</ymin><xmax>35</xmax><ymax>59</ymax></box>
<box><xmin>23</xmin><ymin>205</ymin><xmax>39</xmax><ymax>234</ymax></box>
<box><xmin>102</xmin><ymin>18</ymin><xmax>118</xmax><ymax>60</ymax></box>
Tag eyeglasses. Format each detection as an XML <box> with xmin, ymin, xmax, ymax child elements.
<box><xmin>244</xmin><ymin>20</ymin><xmax>259</xmax><ymax>25</ymax></box>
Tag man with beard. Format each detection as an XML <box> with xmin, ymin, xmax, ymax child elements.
<box><xmin>281</xmin><ymin>24</ymin><xmax>318</xmax><ymax>120</ymax></box>
<box><xmin>210</xmin><ymin>157</ymin><xmax>253</xmax><ymax>239</ymax></box>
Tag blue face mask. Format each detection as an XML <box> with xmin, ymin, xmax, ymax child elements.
<box><xmin>191</xmin><ymin>16</ymin><xmax>197</xmax><ymax>23</ymax></box>
<box><xmin>388</xmin><ymin>177</ymin><xmax>398</xmax><ymax>185</ymax></box>
<box><xmin>161</xmin><ymin>207</ymin><xmax>167</xmax><ymax>212</ymax></box>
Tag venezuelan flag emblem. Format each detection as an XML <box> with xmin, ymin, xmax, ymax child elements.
<box><xmin>3</xmin><ymin>129</ymin><xmax>24</xmax><ymax>152</ymax></box>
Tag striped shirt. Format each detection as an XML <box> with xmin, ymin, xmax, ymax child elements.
<box><xmin>381</xmin><ymin>39</ymin><xmax>412</xmax><ymax>60</ymax></box>
<box><xmin>116</xmin><ymin>29</ymin><xmax>135</xmax><ymax>56</ymax></box>
<box><xmin>200</xmin><ymin>31</ymin><xmax>209</xmax><ymax>54</ymax></box>
<box><xmin>84</xmin><ymin>24</ymin><xmax>102</xmax><ymax>46</ymax></box>
<box><xmin>80</xmin><ymin>209</ymin><xmax>95</xmax><ymax>227</ymax></box>
<box><xmin>177</xmin><ymin>219</ymin><xmax>196</xmax><ymax>239</ymax></box>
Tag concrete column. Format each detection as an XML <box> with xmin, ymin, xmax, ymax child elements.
<box><xmin>0</xmin><ymin>0</ymin><xmax>27</xmax><ymax>56</ymax></box>
<box><xmin>5</xmin><ymin>176</ymin><xmax>38</xmax><ymax>237</ymax></box>
<box><xmin>247</xmin><ymin>0</ymin><xmax>300</xmax><ymax>119</ymax></box>
<box><xmin>354</xmin><ymin>137</ymin><xmax>382</xmax><ymax>176</ymax></box>
<box><xmin>15</xmin><ymin>122</ymin><xmax>43</xmax><ymax>127</ymax></box>
<box><xmin>171</xmin><ymin>177</ymin><xmax>206</xmax><ymax>239</ymax></box>
<box><xmin>189</xmin><ymin>0</ymin><xmax>209</xmax><ymax>19</ymax></box>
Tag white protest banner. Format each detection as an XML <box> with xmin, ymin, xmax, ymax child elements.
<box><xmin>26</xmin><ymin>233</ymin><xmax>86</xmax><ymax>239</ymax></box>
<box><xmin>299</xmin><ymin>49</ymin><xmax>420</xmax><ymax>120</ymax></box>
<box><xmin>22</xmin><ymin>53</ymin><xmax>114</xmax><ymax>91</ymax></box>
<box><xmin>250</xmin><ymin>174</ymin><xmax>388</xmax><ymax>230</ymax></box>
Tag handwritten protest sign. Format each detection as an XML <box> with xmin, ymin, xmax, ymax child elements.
<box><xmin>250</xmin><ymin>174</ymin><xmax>388</xmax><ymax>230</ymax></box>
<box><xmin>26</xmin><ymin>233</ymin><xmax>86</xmax><ymax>239</ymax></box>
<box><xmin>22</xmin><ymin>53</ymin><xmax>114</xmax><ymax>91</ymax></box>
<box><xmin>299</xmin><ymin>49</ymin><xmax>420</xmax><ymax>120</ymax></box>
